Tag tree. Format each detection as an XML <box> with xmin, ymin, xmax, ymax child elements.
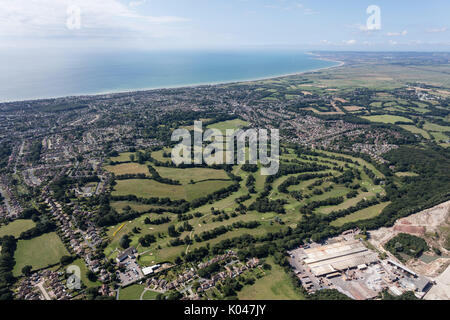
<box><xmin>168</xmin><ymin>225</ymin><xmax>179</xmax><ymax>237</ymax></box>
<box><xmin>129</xmin><ymin>154</ymin><xmax>135</xmax><ymax>162</ymax></box>
<box><xmin>119</xmin><ymin>235</ymin><xmax>131</xmax><ymax>249</ymax></box>
<box><xmin>22</xmin><ymin>265</ymin><xmax>32</xmax><ymax>276</ymax></box>
<box><xmin>262</xmin><ymin>263</ymin><xmax>272</xmax><ymax>270</ymax></box>
<box><xmin>60</xmin><ymin>255</ymin><xmax>74</xmax><ymax>266</ymax></box>
<box><xmin>87</xmin><ymin>270</ymin><xmax>97</xmax><ymax>282</ymax></box>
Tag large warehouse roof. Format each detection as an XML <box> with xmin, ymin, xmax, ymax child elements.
<box><xmin>303</xmin><ymin>240</ymin><xmax>378</xmax><ymax>276</ymax></box>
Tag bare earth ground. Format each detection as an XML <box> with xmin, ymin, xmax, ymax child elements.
<box><xmin>368</xmin><ymin>200</ymin><xmax>450</xmax><ymax>298</ymax></box>
<box><xmin>424</xmin><ymin>263</ymin><xmax>450</xmax><ymax>300</ymax></box>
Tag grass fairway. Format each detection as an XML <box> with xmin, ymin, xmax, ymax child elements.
<box><xmin>331</xmin><ymin>202</ymin><xmax>390</xmax><ymax>227</ymax></box>
<box><xmin>361</xmin><ymin>115</ymin><xmax>413</xmax><ymax>124</ymax></box>
<box><xmin>104</xmin><ymin>163</ymin><xmax>150</xmax><ymax>176</ymax></box>
<box><xmin>119</xmin><ymin>284</ymin><xmax>146</xmax><ymax>300</ymax></box>
<box><xmin>399</xmin><ymin>125</ymin><xmax>431</xmax><ymax>139</ymax></box>
<box><xmin>0</xmin><ymin>220</ymin><xmax>35</xmax><ymax>238</ymax></box>
<box><xmin>395</xmin><ymin>171</ymin><xmax>419</xmax><ymax>177</ymax></box>
<box><xmin>110</xmin><ymin>201</ymin><xmax>156</xmax><ymax>213</ymax></box>
<box><xmin>112</xmin><ymin>178</ymin><xmax>233</xmax><ymax>201</ymax></box>
<box><xmin>112</xmin><ymin>179</ymin><xmax>186</xmax><ymax>199</ymax></box>
<box><xmin>155</xmin><ymin>166</ymin><xmax>229</xmax><ymax>184</ymax></box>
<box><xmin>238</xmin><ymin>259</ymin><xmax>304</xmax><ymax>300</ymax></box>
<box><xmin>423</xmin><ymin>122</ymin><xmax>450</xmax><ymax>132</ymax></box>
<box><xmin>13</xmin><ymin>232</ymin><xmax>69</xmax><ymax>276</ymax></box>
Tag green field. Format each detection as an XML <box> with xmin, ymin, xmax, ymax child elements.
<box><xmin>141</xmin><ymin>289</ymin><xmax>160</xmax><ymax>300</ymax></box>
<box><xmin>104</xmin><ymin>162</ymin><xmax>151</xmax><ymax>176</ymax></box>
<box><xmin>155</xmin><ymin>166</ymin><xmax>229</xmax><ymax>184</ymax></box>
<box><xmin>361</xmin><ymin>115</ymin><xmax>413</xmax><ymax>124</ymax></box>
<box><xmin>207</xmin><ymin>119</ymin><xmax>249</xmax><ymax>133</ymax></box>
<box><xmin>331</xmin><ymin>202</ymin><xmax>391</xmax><ymax>227</ymax></box>
<box><xmin>112</xmin><ymin>178</ymin><xmax>234</xmax><ymax>201</ymax></box>
<box><xmin>118</xmin><ymin>284</ymin><xmax>147</xmax><ymax>300</ymax></box>
<box><xmin>110</xmin><ymin>201</ymin><xmax>157</xmax><ymax>213</ymax></box>
<box><xmin>238</xmin><ymin>259</ymin><xmax>304</xmax><ymax>300</ymax></box>
<box><xmin>13</xmin><ymin>232</ymin><xmax>69</xmax><ymax>276</ymax></box>
<box><xmin>109</xmin><ymin>152</ymin><xmax>135</xmax><ymax>163</ymax></box>
<box><xmin>399</xmin><ymin>125</ymin><xmax>431</xmax><ymax>139</ymax></box>
<box><xmin>395</xmin><ymin>172</ymin><xmax>419</xmax><ymax>177</ymax></box>
<box><xmin>423</xmin><ymin>122</ymin><xmax>450</xmax><ymax>132</ymax></box>
<box><xmin>0</xmin><ymin>220</ymin><xmax>35</xmax><ymax>238</ymax></box>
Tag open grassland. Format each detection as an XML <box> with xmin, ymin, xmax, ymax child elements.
<box><xmin>151</xmin><ymin>148</ymin><xmax>172</xmax><ymax>163</ymax></box>
<box><xmin>112</xmin><ymin>178</ymin><xmax>233</xmax><ymax>201</ymax></box>
<box><xmin>207</xmin><ymin>119</ymin><xmax>249</xmax><ymax>133</ymax></box>
<box><xmin>13</xmin><ymin>232</ymin><xmax>69</xmax><ymax>276</ymax></box>
<box><xmin>109</xmin><ymin>152</ymin><xmax>135</xmax><ymax>163</ymax></box>
<box><xmin>155</xmin><ymin>166</ymin><xmax>230</xmax><ymax>184</ymax></box>
<box><xmin>142</xmin><ymin>289</ymin><xmax>160</xmax><ymax>300</ymax></box>
<box><xmin>0</xmin><ymin>219</ymin><xmax>35</xmax><ymax>238</ymax></box>
<box><xmin>395</xmin><ymin>171</ymin><xmax>419</xmax><ymax>177</ymax></box>
<box><xmin>119</xmin><ymin>284</ymin><xmax>146</xmax><ymax>300</ymax></box>
<box><xmin>110</xmin><ymin>201</ymin><xmax>157</xmax><ymax>213</ymax></box>
<box><xmin>423</xmin><ymin>122</ymin><xmax>450</xmax><ymax>132</ymax></box>
<box><xmin>361</xmin><ymin>115</ymin><xmax>413</xmax><ymax>124</ymax></box>
<box><xmin>331</xmin><ymin>202</ymin><xmax>391</xmax><ymax>227</ymax></box>
<box><xmin>104</xmin><ymin>163</ymin><xmax>150</xmax><ymax>176</ymax></box>
<box><xmin>238</xmin><ymin>259</ymin><xmax>304</xmax><ymax>300</ymax></box>
<box><xmin>112</xmin><ymin>179</ymin><xmax>185</xmax><ymax>199</ymax></box>
<box><xmin>430</xmin><ymin>131</ymin><xmax>449</xmax><ymax>142</ymax></box>
<box><xmin>400</xmin><ymin>125</ymin><xmax>431</xmax><ymax>139</ymax></box>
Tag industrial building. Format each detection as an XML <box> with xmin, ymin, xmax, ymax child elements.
<box><xmin>289</xmin><ymin>236</ymin><xmax>433</xmax><ymax>300</ymax></box>
<box><xmin>302</xmin><ymin>240</ymin><xmax>379</xmax><ymax>277</ymax></box>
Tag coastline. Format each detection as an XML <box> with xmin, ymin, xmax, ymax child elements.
<box><xmin>0</xmin><ymin>53</ymin><xmax>344</xmax><ymax>104</ymax></box>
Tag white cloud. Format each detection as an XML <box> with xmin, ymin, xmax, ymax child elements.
<box><xmin>343</xmin><ymin>39</ymin><xmax>357</xmax><ymax>45</ymax></box>
<box><xmin>265</xmin><ymin>1</ymin><xmax>318</xmax><ymax>15</ymax></box>
<box><xmin>386</xmin><ymin>30</ymin><xmax>408</xmax><ymax>37</ymax></box>
<box><xmin>129</xmin><ymin>0</ymin><xmax>146</xmax><ymax>8</ymax></box>
<box><xmin>426</xmin><ymin>27</ymin><xmax>447</xmax><ymax>33</ymax></box>
<box><xmin>0</xmin><ymin>0</ymin><xmax>188</xmax><ymax>40</ymax></box>
<box><xmin>389</xmin><ymin>40</ymin><xmax>398</xmax><ymax>45</ymax></box>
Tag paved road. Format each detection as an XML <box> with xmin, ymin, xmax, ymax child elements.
<box><xmin>36</xmin><ymin>281</ymin><xmax>51</xmax><ymax>300</ymax></box>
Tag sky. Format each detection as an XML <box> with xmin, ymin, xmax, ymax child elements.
<box><xmin>0</xmin><ymin>0</ymin><xmax>449</xmax><ymax>51</ymax></box>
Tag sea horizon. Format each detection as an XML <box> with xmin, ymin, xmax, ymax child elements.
<box><xmin>0</xmin><ymin>50</ymin><xmax>340</xmax><ymax>103</ymax></box>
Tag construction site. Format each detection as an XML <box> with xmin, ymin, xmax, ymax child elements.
<box><xmin>288</xmin><ymin>230</ymin><xmax>433</xmax><ymax>300</ymax></box>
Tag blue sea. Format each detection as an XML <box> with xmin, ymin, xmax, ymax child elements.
<box><xmin>0</xmin><ymin>50</ymin><xmax>337</xmax><ymax>102</ymax></box>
